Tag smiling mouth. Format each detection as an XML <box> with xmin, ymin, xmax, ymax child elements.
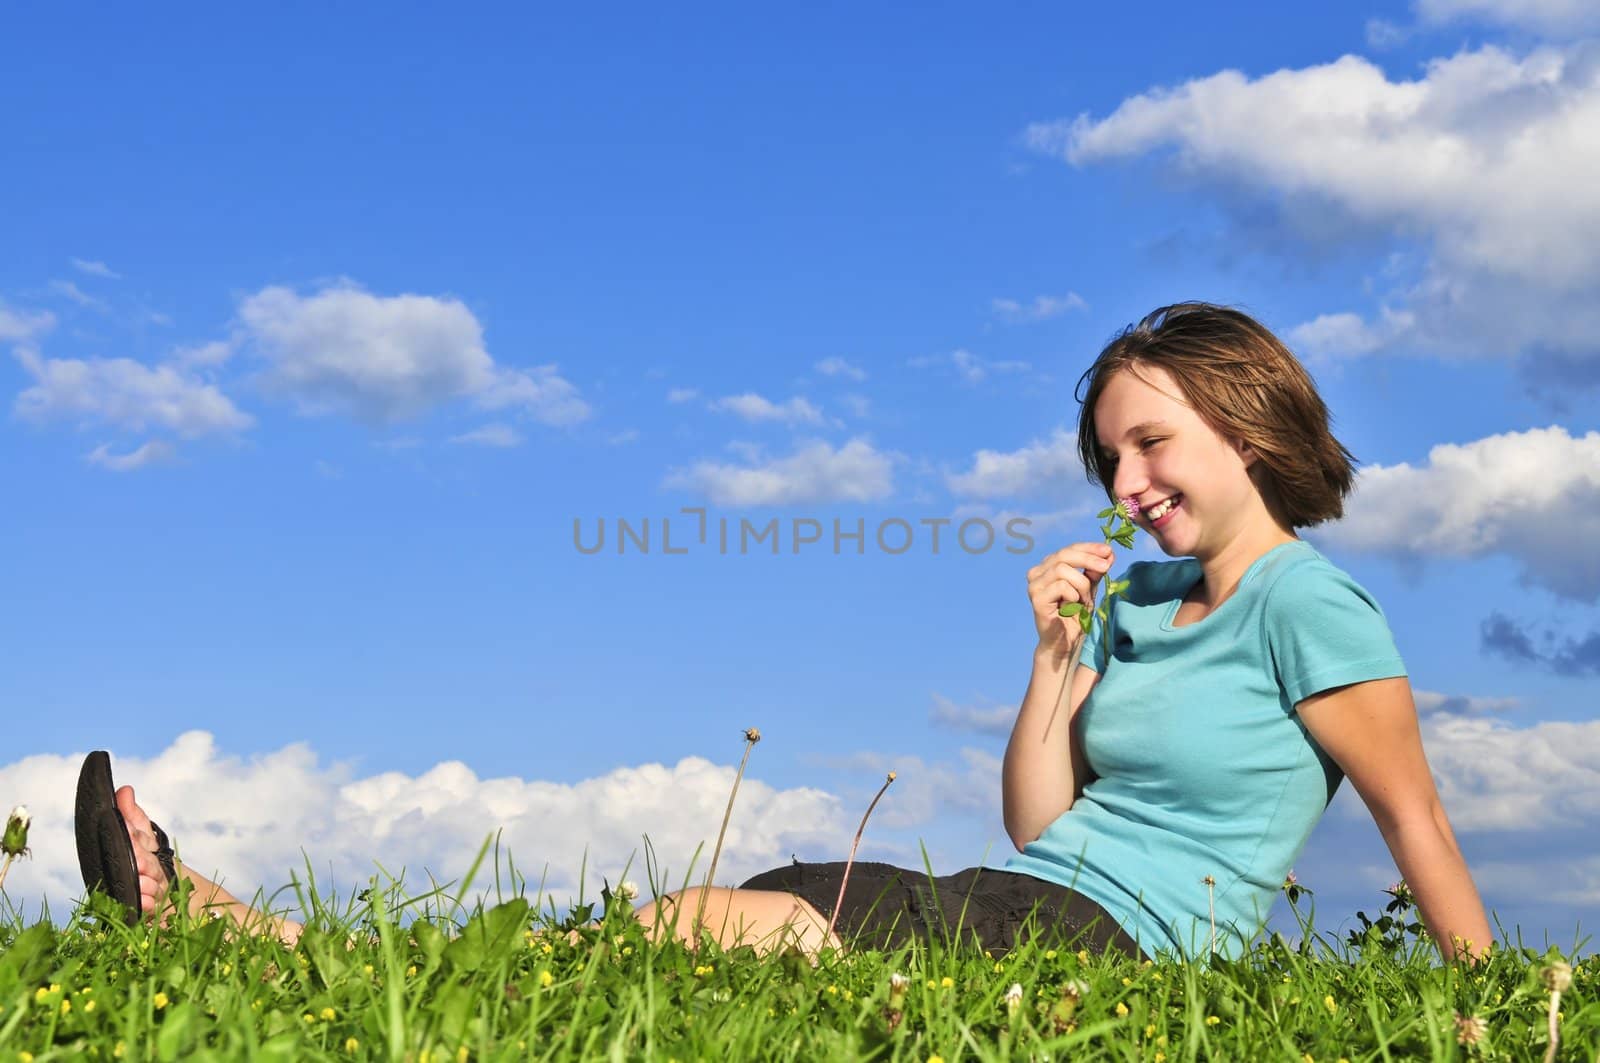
<box><xmin>1146</xmin><ymin>494</ymin><xmax>1182</xmax><ymax>521</ymax></box>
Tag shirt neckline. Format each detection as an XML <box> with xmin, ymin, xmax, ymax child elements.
<box><xmin>1160</xmin><ymin>540</ymin><xmax>1309</xmax><ymax>632</ymax></box>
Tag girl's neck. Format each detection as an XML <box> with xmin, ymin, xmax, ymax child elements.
<box><xmin>1193</xmin><ymin>525</ymin><xmax>1299</xmax><ymax>610</ymax></box>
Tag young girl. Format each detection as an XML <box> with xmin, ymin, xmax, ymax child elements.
<box><xmin>79</xmin><ymin>303</ymin><xmax>1491</xmax><ymax>963</ymax></box>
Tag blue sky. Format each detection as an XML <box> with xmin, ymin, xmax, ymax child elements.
<box><xmin>3</xmin><ymin>2</ymin><xmax>1597</xmax><ymax>953</ymax></box>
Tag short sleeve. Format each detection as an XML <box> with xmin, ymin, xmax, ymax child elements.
<box><xmin>1263</xmin><ymin>560</ymin><xmax>1407</xmax><ymax>706</ymax></box>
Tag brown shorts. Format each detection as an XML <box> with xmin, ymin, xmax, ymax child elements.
<box><xmin>738</xmin><ymin>860</ymin><xmax>1141</xmax><ymax>958</ymax></box>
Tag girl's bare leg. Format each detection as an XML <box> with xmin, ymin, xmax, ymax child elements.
<box><xmin>118</xmin><ymin>786</ymin><xmax>838</xmax><ymax>957</ymax></box>
<box><xmin>634</xmin><ymin>886</ymin><xmax>844</xmax><ymax>957</ymax></box>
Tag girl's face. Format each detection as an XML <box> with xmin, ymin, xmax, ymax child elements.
<box><xmin>1093</xmin><ymin>365</ymin><xmax>1265</xmax><ymax>560</ymax></box>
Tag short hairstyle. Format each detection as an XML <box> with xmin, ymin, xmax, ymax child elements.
<box><xmin>1074</xmin><ymin>302</ymin><xmax>1356</xmax><ymax>529</ymax></box>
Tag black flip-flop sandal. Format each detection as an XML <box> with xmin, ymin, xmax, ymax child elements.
<box><xmin>74</xmin><ymin>751</ymin><xmax>178</xmax><ymax>924</ymax></box>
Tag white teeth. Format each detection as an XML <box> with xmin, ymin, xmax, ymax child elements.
<box><xmin>1147</xmin><ymin>496</ymin><xmax>1179</xmax><ymax>520</ymax></box>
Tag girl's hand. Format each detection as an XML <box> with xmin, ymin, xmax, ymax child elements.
<box><xmin>1027</xmin><ymin>543</ymin><xmax>1115</xmax><ymax>660</ymax></box>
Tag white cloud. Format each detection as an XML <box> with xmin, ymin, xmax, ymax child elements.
<box><xmin>70</xmin><ymin>258</ymin><xmax>121</xmax><ymax>280</ymax></box>
<box><xmin>946</xmin><ymin>428</ymin><xmax>1081</xmax><ymax>500</ymax></box>
<box><xmin>1313</xmin><ymin>426</ymin><xmax>1600</xmax><ymax>601</ymax></box>
<box><xmin>814</xmin><ymin>357</ymin><xmax>867</xmax><ymax>381</ymax></box>
<box><xmin>991</xmin><ymin>292</ymin><xmax>1087</xmax><ymax>323</ymax></box>
<box><xmin>0</xmin><ymin>301</ymin><xmax>57</xmax><ymax>342</ymax></box>
<box><xmin>666</xmin><ymin>387</ymin><xmax>700</xmax><ymax>404</ymax></box>
<box><xmin>0</xmin><ymin>732</ymin><xmax>852</xmax><ymax>921</ymax></box>
<box><xmin>1418</xmin><ymin>715</ymin><xmax>1600</xmax><ymax>832</ymax></box>
<box><xmin>1412</xmin><ymin>690</ymin><xmax>1520</xmax><ymax>716</ymax></box>
<box><xmin>663</xmin><ymin>437</ymin><xmax>896</xmax><ymax>506</ymax></box>
<box><xmin>1416</xmin><ymin>0</ymin><xmax>1600</xmax><ymax>33</ymax></box>
<box><xmin>909</xmin><ymin>349</ymin><xmax>1032</xmax><ymax>385</ymax></box>
<box><xmin>238</xmin><ymin>283</ymin><xmax>589</xmax><ymax>426</ymax></box>
<box><xmin>1287</xmin><ymin>308</ymin><xmax>1415</xmax><ymax>360</ymax></box>
<box><xmin>84</xmin><ymin>440</ymin><xmax>177</xmax><ymax>472</ymax></box>
<box><xmin>13</xmin><ymin>347</ymin><xmax>254</xmax><ymax>437</ymax></box>
<box><xmin>708</xmin><ymin>393</ymin><xmax>824</xmax><ymax>426</ymax></box>
<box><xmin>1029</xmin><ymin>45</ymin><xmax>1600</xmax><ymax>381</ymax></box>
<box><xmin>476</xmin><ymin>365</ymin><xmax>591</xmax><ymax>426</ymax></box>
<box><xmin>449</xmin><ymin>423</ymin><xmax>524</xmax><ymax>448</ymax></box>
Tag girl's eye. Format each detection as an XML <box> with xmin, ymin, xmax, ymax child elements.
<box><xmin>1139</xmin><ymin>438</ymin><xmax>1163</xmax><ymax>451</ymax></box>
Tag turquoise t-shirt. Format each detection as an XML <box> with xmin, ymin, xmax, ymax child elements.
<box><xmin>1003</xmin><ymin>540</ymin><xmax>1406</xmax><ymax>960</ymax></box>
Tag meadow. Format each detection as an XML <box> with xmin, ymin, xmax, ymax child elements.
<box><xmin>0</xmin><ymin>858</ymin><xmax>1592</xmax><ymax>1062</ymax></box>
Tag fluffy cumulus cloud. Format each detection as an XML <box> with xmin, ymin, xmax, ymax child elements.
<box><xmin>0</xmin><ymin>732</ymin><xmax>851</xmax><ymax>921</ymax></box>
<box><xmin>663</xmin><ymin>437</ymin><xmax>896</xmax><ymax>505</ymax></box>
<box><xmin>13</xmin><ymin>347</ymin><xmax>254</xmax><ymax>438</ymax></box>
<box><xmin>1416</xmin><ymin>715</ymin><xmax>1600</xmax><ymax>833</ymax></box>
<box><xmin>1315</xmin><ymin>426</ymin><xmax>1600</xmax><ymax>601</ymax></box>
<box><xmin>238</xmin><ymin>284</ymin><xmax>589</xmax><ymax>425</ymax></box>
<box><xmin>946</xmin><ymin>428</ymin><xmax>1083</xmax><ymax>500</ymax></box>
<box><xmin>1029</xmin><ymin>44</ymin><xmax>1600</xmax><ymax>385</ymax></box>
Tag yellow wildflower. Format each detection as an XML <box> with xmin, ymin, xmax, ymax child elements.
<box><xmin>1077</xmin><ymin>949</ymin><xmax>1089</xmax><ymax>963</ymax></box>
<box><xmin>538</xmin><ymin>970</ymin><xmax>555</xmax><ymax>989</ymax></box>
<box><xmin>1205</xmin><ymin>1015</ymin><xmax>1220</xmax><ymax>1026</ymax></box>
<box><xmin>1115</xmin><ymin>1001</ymin><xmax>1129</xmax><ymax>1017</ymax></box>
<box><xmin>321</xmin><ymin>1006</ymin><xmax>337</xmax><ymax>1021</ymax></box>
<box><xmin>61</xmin><ymin>1000</ymin><xmax>71</xmax><ymax>1015</ymax></box>
<box><xmin>153</xmin><ymin>992</ymin><xmax>169</xmax><ymax>1010</ymax></box>
<box><xmin>940</xmin><ymin>976</ymin><xmax>954</xmax><ymax>989</ymax></box>
<box><xmin>345</xmin><ymin>1039</ymin><xmax>360</xmax><ymax>1053</ymax></box>
<box><xmin>1044</xmin><ymin>949</ymin><xmax>1057</xmax><ymax>960</ymax></box>
<box><xmin>84</xmin><ymin>1000</ymin><xmax>96</xmax><ymax>1013</ymax></box>
<box><xmin>1324</xmin><ymin>994</ymin><xmax>1337</xmax><ymax>1015</ymax></box>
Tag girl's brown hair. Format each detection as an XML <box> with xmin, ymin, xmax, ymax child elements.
<box><xmin>1075</xmin><ymin>302</ymin><xmax>1356</xmax><ymax>529</ymax></box>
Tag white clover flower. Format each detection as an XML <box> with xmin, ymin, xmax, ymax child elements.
<box><xmin>616</xmin><ymin>881</ymin><xmax>639</xmax><ymax>902</ymax></box>
<box><xmin>1004</xmin><ymin>982</ymin><xmax>1024</xmax><ymax>1012</ymax></box>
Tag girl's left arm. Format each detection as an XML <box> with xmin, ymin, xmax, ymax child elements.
<box><xmin>1297</xmin><ymin>676</ymin><xmax>1493</xmax><ymax>963</ymax></box>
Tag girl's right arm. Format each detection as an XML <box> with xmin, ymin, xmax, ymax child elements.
<box><xmin>1003</xmin><ymin>543</ymin><xmax>1114</xmax><ymax>851</ymax></box>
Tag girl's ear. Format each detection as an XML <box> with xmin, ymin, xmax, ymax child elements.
<box><xmin>1234</xmin><ymin>438</ymin><xmax>1259</xmax><ymax>466</ymax></box>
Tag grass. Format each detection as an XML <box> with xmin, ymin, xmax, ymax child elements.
<box><xmin>0</xmin><ymin>854</ymin><xmax>1593</xmax><ymax>1062</ymax></box>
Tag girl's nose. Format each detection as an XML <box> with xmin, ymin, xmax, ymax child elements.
<box><xmin>1112</xmin><ymin>462</ymin><xmax>1146</xmax><ymax>503</ymax></box>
